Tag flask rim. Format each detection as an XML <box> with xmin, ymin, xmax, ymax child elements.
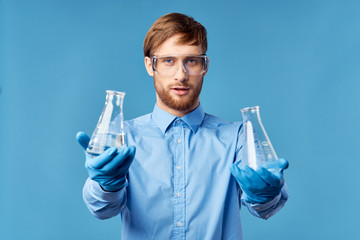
<box><xmin>106</xmin><ymin>90</ymin><xmax>125</xmax><ymax>96</ymax></box>
<box><xmin>241</xmin><ymin>106</ymin><xmax>259</xmax><ymax>113</ymax></box>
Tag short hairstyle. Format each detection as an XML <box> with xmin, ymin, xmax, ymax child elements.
<box><xmin>143</xmin><ymin>13</ymin><xmax>207</xmax><ymax>57</ymax></box>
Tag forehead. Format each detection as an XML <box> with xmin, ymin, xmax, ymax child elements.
<box><xmin>154</xmin><ymin>34</ymin><xmax>202</xmax><ymax>56</ymax></box>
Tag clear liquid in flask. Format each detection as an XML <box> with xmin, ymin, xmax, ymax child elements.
<box><xmin>87</xmin><ymin>132</ymin><xmax>125</xmax><ymax>157</ymax></box>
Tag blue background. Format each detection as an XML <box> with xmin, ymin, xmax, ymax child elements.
<box><xmin>1</xmin><ymin>0</ymin><xmax>359</xmax><ymax>239</ymax></box>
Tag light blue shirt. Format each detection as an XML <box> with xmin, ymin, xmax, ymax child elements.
<box><xmin>83</xmin><ymin>104</ymin><xmax>288</xmax><ymax>240</ymax></box>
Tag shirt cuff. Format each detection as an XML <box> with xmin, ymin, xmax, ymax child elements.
<box><xmin>243</xmin><ymin>184</ymin><xmax>289</xmax><ymax>219</ymax></box>
<box><xmin>83</xmin><ymin>178</ymin><xmax>127</xmax><ymax>219</ymax></box>
<box><xmin>86</xmin><ymin>178</ymin><xmax>126</xmax><ymax>202</ymax></box>
<box><xmin>249</xmin><ymin>193</ymin><xmax>282</xmax><ymax>212</ymax></box>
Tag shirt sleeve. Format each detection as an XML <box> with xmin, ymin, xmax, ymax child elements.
<box><xmin>241</xmin><ymin>183</ymin><xmax>289</xmax><ymax>220</ymax></box>
<box><xmin>82</xmin><ymin>178</ymin><xmax>127</xmax><ymax>220</ymax></box>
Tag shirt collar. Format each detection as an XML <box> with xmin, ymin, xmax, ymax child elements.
<box><xmin>152</xmin><ymin>104</ymin><xmax>205</xmax><ymax>134</ymax></box>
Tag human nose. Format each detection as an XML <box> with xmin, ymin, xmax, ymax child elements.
<box><xmin>173</xmin><ymin>62</ymin><xmax>188</xmax><ymax>81</ymax></box>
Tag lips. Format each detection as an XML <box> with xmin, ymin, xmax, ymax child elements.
<box><xmin>171</xmin><ymin>87</ymin><xmax>190</xmax><ymax>95</ymax></box>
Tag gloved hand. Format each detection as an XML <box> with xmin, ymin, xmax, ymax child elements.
<box><xmin>230</xmin><ymin>158</ymin><xmax>289</xmax><ymax>204</ymax></box>
<box><xmin>76</xmin><ymin>131</ymin><xmax>136</xmax><ymax>192</ymax></box>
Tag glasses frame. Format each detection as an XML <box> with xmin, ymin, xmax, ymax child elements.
<box><xmin>151</xmin><ymin>54</ymin><xmax>209</xmax><ymax>76</ymax></box>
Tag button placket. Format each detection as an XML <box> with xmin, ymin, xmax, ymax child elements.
<box><xmin>172</xmin><ymin>119</ymin><xmax>185</xmax><ymax>238</ymax></box>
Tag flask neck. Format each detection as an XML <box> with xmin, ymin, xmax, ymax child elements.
<box><xmin>99</xmin><ymin>90</ymin><xmax>126</xmax><ymax>134</ymax></box>
<box><xmin>105</xmin><ymin>90</ymin><xmax>125</xmax><ymax>108</ymax></box>
<box><xmin>241</xmin><ymin>106</ymin><xmax>261</xmax><ymax>123</ymax></box>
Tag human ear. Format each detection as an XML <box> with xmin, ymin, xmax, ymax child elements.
<box><xmin>144</xmin><ymin>57</ymin><xmax>154</xmax><ymax>77</ymax></box>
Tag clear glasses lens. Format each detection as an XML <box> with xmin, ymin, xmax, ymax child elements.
<box><xmin>152</xmin><ymin>55</ymin><xmax>208</xmax><ymax>76</ymax></box>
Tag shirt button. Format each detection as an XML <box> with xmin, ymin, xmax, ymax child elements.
<box><xmin>177</xmin><ymin>192</ymin><xmax>182</xmax><ymax>197</ymax></box>
<box><xmin>177</xmin><ymin>139</ymin><xmax>182</xmax><ymax>143</ymax></box>
<box><xmin>176</xmin><ymin>120</ymin><xmax>181</xmax><ymax>124</ymax></box>
<box><xmin>177</xmin><ymin>165</ymin><xmax>181</xmax><ymax>170</ymax></box>
<box><xmin>177</xmin><ymin>222</ymin><xmax>182</xmax><ymax>227</ymax></box>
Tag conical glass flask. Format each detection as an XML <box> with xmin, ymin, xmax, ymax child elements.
<box><xmin>86</xmin><ymin>90</ymin><xmax>126</xmax><ymax>156</ymax></box>
<box><xmin>240</xmin><ymin>106</ymin><xmax>279</xmax><ymax>172</ymax></box>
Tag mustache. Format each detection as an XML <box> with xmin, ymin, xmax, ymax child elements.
<box><xmin>170</xmin><ymin>84</ymin><xmax>191</xmax><ymax>88</ymax></box>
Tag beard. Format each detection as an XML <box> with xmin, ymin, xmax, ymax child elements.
<box><xmin>154</xmin><ymin>76</ymin><xmax>203</xmax><ymax>112</ymax></box>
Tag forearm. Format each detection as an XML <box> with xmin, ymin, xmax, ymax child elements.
<box><xmin>82</xmin><ymin>178</ymin><xmax>127</xmax><ymax>220</ymax></box>
<box><xmin>242</xmin><ymin>183</ymin><xmax>289</xmax><ymax>220</ymax></box>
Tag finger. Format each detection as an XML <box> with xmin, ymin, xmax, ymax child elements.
<box><xmin>89</xmin><ymin>147</ymin><xmax>118</xmax><ymax>169</ymax></box>
<box><xmin>239</xmin><ymin>165</ymin><xmax>268</xmax><ymax>189</ymax></box>
<box><xmin>278</xmin><ymin>158</ymin><xmax>289</xmax><ymax>170</ymax></box>
<box><xmin>121</xmin><ymin>146</ymin><xmax>136</xmax><ymax>169</ymax></box>
<box><xmin>112</xmin><ymin>152</ymin><xmax>135</xmax><ymax>175</ymax></box>
<box><xmin>238</xmin><ymin>165</ymin><xmax>259</xmax><ymax>179</ymax></box>
<box><xmin>230</xmin><ymin>164</ymin><xmax>249</xmax><ymax>181</ymax></box>
<box><xmin>101</xmin><ymin>146</ymin><xmax>136</xmax><ymax>172</ymax></box>
<box><xmin>257</xmin><ymin>167</ymin><xmax>281</xmax><ymax>187</ymax></box>
<box><xmin>76</xmin><ymin>131</ymin><xmax>90</xmax><ymax>150</ymax></box>
<box><xmin>230</xmin><ymin>164</ymin><xmax>242</xmax><ymax>178</ymax></box>
<box><xmin>231</xmin><ymin>165</ymin><xmax>267</xmax><ymax>190</ymax></box>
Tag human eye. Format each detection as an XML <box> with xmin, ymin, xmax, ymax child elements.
<box><xmin>160</xmin><ymin>57</ymin><xmax>176</xmax><ymax>66</ymax></box>
<box><xmin>185</xmin><ymin>57</ymin><xmax>200</xmax><ymax>66</ymax></box>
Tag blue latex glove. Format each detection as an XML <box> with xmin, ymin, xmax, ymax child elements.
<box><xmin>76</xmin><ymin>131</ymin><xmax>136</xmax><ymax>192</ymax></box>
<box><xmin>230</xmin><ymin>158</ymin><xmax>289</xmax><ymax>204</ymax></box>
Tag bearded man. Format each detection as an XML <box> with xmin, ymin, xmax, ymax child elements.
<box><xmin>77</xmin><ymin>12</ymin><xmax>289</xmax><ymax>240</ymax></box>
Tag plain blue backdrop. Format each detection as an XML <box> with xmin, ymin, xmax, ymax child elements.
<box><xmin>1</xmin><ymin>0</ymin><xmax>359</xmax><ymax>239</ymax></box>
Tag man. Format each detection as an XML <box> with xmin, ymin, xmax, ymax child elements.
<box><xmin>77</xmin><ymin>13</ymin><xmax>289</xmax><ymax>239</ymax></box>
